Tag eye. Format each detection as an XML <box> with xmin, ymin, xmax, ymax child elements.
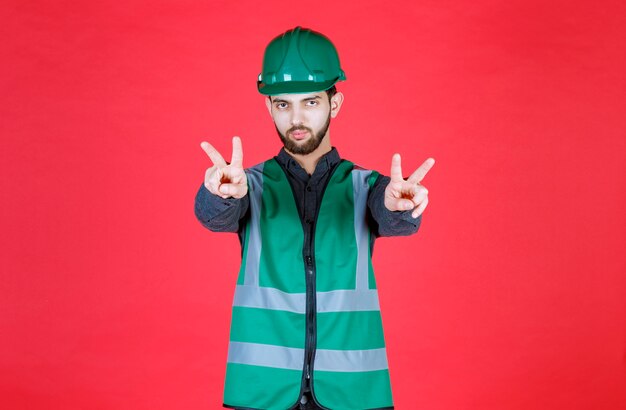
<box><xmin>306</xmin><ymin>100</ymin><xmax>318</xmax><ymax>106</ymax></box>
<box><xmin>276</xmin><ymin>102</ymin><xmax>288</xmax><ymax>109</ymax></box>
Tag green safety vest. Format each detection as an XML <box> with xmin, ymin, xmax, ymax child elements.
<box><xmin>223</xmin><ymin>158</ymin><xmax>393</xmax><ymax>410</ymax></box>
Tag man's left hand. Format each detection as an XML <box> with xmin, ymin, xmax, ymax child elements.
<box><xmin>384</xmin><ymin>154</ymin><xmax>435</xmax><ymax>218</ymax></box>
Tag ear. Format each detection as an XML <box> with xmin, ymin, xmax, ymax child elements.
<box><xmin>265</xmin><ymin>96</ymin><xmax>273</xmax><ymax>116</ymax></box>
<box><xmin>330</xmin><ymin>92</ymin><xmax>344</xmax><ymax>119</ymax></box>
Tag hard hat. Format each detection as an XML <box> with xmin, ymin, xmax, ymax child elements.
<box><xmin>257</xmin><ymin>26</ymin><xmax>346</xmax><ymax>95</ymax></box>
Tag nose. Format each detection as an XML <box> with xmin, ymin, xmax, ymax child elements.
<box><xmin>290</xmin><ymin>105</ymin><xmax>304</xmax><ymax>127</ymax></box>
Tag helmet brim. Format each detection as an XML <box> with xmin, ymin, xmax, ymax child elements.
<box><xmin>257</xmin><ymin>79</ymin><xmax>340</xmax><ymax>96</ymax></box>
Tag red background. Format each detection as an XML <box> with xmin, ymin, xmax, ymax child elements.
<box><xmin>2</xmin><ymin>1</ymin><xmax>625</xmax><ymax>409</ymax></box>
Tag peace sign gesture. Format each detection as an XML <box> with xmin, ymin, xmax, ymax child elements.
<box><xmin>200</xmin><ymin>136</ymin><xmax>248</xmax><ymax>199</ymax></box>
<box><xmin>384</xmin><ymin>154</ymin><xmax>435</xmax><ymax>218</ymax></box>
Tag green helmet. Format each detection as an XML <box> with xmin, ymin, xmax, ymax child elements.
<box><xmin>257</xmin><ymin>26</ymin><xmax>346</xmax><ymax>95</ymax></box>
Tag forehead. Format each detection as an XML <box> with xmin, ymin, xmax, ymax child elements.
<box><xmin>270</xmin><ymin>91</ymin><xmax>326</xmax><ymax>102</ymax></box>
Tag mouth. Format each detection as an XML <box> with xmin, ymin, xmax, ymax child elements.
<box><xmin>290</xmin><ymin>130</ymin><xmax>310</xmax><ymax>141</ymax></box>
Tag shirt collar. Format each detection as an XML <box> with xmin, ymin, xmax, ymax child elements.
<box><xmin>275</xmin><ymin>147</ymin><xmax>342</xmax><ymax>182</ymax></box>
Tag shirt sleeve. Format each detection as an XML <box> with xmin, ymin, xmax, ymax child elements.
<box><xmin>194</xmin><ymin>182</ymin><xmax>250</xmax><ymax>233</ymax></box>
<box><xmin>367</xmin><ymin>174</ymin><xmax>422</xmax><ymax>237</ymax></box>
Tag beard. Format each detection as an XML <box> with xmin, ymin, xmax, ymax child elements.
<box><xmin>275</xmin><ymin>112</ymin><xmax>331</xmax><ymax>155</ymax></box>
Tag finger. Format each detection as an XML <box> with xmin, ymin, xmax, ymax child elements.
<box><xmin>222</xmin><ymin>166</ymin><xmax>247</xmax><ymax>183</ymax></box>
<box><xmin>230</xmin><ymin>136</ymin><xmax>243</xmax><ymax>168</ymax></box>
<box><xmin>200</xmin><ymin>141</ymin><xmax>227</xmax><ymax>167</ymax></box>
<box><xmin>390</xmin><ymin>153</ymin><xmax>403</xmax><ymax>182</ymax></box>
<box><xmin>204</xmin><ymin>167</ymin><xmax>222</xmax><ymax>195</ymax></box>
<box><xmin>219</xmin><ymin>183</ymin><xmax>248</xmax><ymax>198</ymax></box>
<box><xmin>387</xmin><ymin>197</ymin><xmax>415</xmax><ymax>212</ymax></box>
<box><xmin>407</xmin><ymin>157</ymin><xmax>435</xmax><ymax>184</ymax></box>
<box><xmin>411</xmin><ymin>196</ymin><xmax>429</xmax><ymax>218</ymax></box>
<box><xmin>410</xmin><ymin>185</ymin><xmax>429</xmax><ymax>207</ymax></box>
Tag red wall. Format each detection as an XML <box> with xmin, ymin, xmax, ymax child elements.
<box><xmin>2</xmin><ymin>1</ymin><xmax>625</xmax><ymax>409</ymax></box>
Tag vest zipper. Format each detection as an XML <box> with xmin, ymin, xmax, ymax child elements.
<box><xmin>304</xmin><ymin>254</ymin><xmax>315</xmax><ymax>388</ymax></box>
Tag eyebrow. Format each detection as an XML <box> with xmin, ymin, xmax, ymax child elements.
<box><xmin>272</xmin><ymin>96</ymin><xmax>322</xmax><ymax>103</ymax></box>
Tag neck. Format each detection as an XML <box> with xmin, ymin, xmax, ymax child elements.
<box><xmin>286</xmin><ymin>133</ymin><xmax>332</xmax><ymax>175</ymax></box>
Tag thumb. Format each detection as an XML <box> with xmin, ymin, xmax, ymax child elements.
<box><xmin>220</xmin><ymin>183</ymin><xmax>248</xmax><ymax>198</ymax></box>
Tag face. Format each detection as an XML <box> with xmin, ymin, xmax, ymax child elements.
<box><xmin>265</xmin><ymin>91</ymin><xmax>343</xmax><ymax>155</ymax></box>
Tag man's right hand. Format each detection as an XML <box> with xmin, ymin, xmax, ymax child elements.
<box><xmin>200</xmin><ymin>136</ymin><xmax>248</xmax><ymax>199</ymax></box>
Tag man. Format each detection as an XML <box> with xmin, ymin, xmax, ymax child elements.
<box><xmin>195</xmin><ymin>26</ymin><xmax>434</xmax><ymax>410</ymax></box>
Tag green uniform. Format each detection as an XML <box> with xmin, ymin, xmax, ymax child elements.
<box><xmin>223</xmin><ymin>158</ymin><xmax>393</xmax><ymax>410</ymax></box>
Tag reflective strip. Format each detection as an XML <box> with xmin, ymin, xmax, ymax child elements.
<box><xmin>243</xmin><ymin>163</ymin><xmax>264</xmax><ymax>287</ymax></box>
<box><xmin>227</xmin><ymin>342</ymin><xmax>388</xmax><ymax>372</ymax></box>
<box><xmin>317</xmin><ymin>289</ymin><xmax>380</xmax><ymax>312</ymax></box>
<box><xmin>227</xmin><ymin>341</ymin><xmax>304</xmax><ymax>370</ymax></box>
<box><xmin>233</xmin><ymin>285</ymin><xmax>305</xmax><ymax>313</ymax></box>
<box><xmin>316</xmin><ymin>347</ymin><xmax>388</xmax><ymax>372</ymax></box>
<box><xmin>352</xmin><ymin>169</ymin><xmax>373</xmax><ymax>291</ymax></box>
<box><xmin>233</xmin><ymin>285</ymin><xmax>380</xmax><ymax>313</ymax></box>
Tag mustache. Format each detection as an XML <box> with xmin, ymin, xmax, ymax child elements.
<box><xmin>288</xmin><ymin>126</ymin><xmax>312</xmax><ymax>134</ymax></box>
